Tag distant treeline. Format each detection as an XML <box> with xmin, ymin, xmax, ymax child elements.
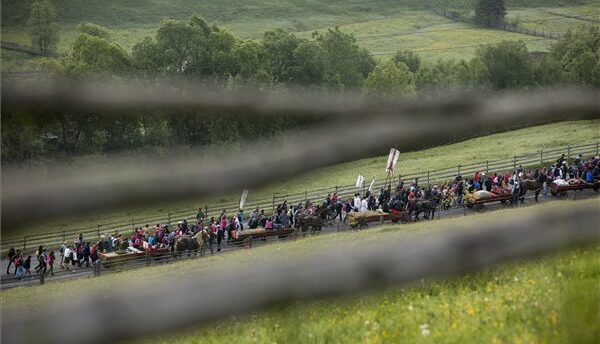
<box><xmin>2</xmin><ymin>13</ymin><xmax>599</xmax><ymax>164</ymax></box>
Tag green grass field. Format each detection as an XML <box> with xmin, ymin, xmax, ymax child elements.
<box><xmin>3</xmin><ymin>120</ymin><xmax>599</xmax><ymax>239</ymax></box>
<box><xmin>2</xmin><ymin>199</ymin><xmax>598</xmax><ymax>343</ymax></box>
<box><xmin>1</xmin><ymin>1</ymin><xmax>597</xmax><ymax>63</ymax></box>
<box><xmin>506</xmin><ymin>5</ymin><xmax>600</xmax><ymax>33</ymax></box>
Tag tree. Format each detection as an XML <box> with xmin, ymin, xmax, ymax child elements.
<box><xmin>392</xmin><ymin>51</ymin><xmax>421</xmax><ymax>73</ymax></box>
<box><xmin>290</xmin><ymin>41</ymin><xmax>326</xmax><ymax>86</ymax></box>
<box><xmin>475</xmin><ymin>0</ymin><xmax>506</xmax><ymax>27</ymax></box>
<box><xmin>549</xmin><ymin>25</ymin><xmax>600</xmax><ymax>86</ymax></box>
<box><xmin>476</xmin><ymin>40</ymin><xmax>532</xmax><ymax>89</ymax></box>
<box><xmin>155</xmin><ymin>18</ymin><xmax>195</xmax><ymax>73</ymax></box>
<box><xmin>66</xmin><ymin>34</ymin><xmax>130</xmax><ymax>76</ymax></box>
<box><xmin>363</xmin><ymin>60</ymin><xmax>415</xmax><ymax>100</ymax></box>
<box><xmin>314</xmin><ymin>27</ymin><xmax>375</xmax><ymax>89</ymax></box>
<box><xmin>27</xmin><ymin>0</ymin><xmax>59</xmax><ymax>54</ymax></box>
<box><xmin>77</xmin><ymin>22</ymin><xmax>111</xmax><ymax>40</ymax></box>
<box><xmin>263</xmin><ymin>29</ymin><xmax>301</xmax><ymax>82</ymax></box>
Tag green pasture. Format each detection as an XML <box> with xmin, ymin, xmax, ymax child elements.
<box><xmin>2</xmin><ymin>1</ymin><xmax>596</xmax><ymax>62</ymax></box>
<box><xmin>506</xmin><ymin>5</ymin><xmax>599</xmax><ymax>34</ymax></box>
<box><xmin>296</xmin><ymin>12</ymin><xmax>556</xmax><ymax>61</ymax></box>
<box><xmin>3</xmin><ymin>120</ymin><xmax>599</xmax><ymax>239</ymax></box>
<box><xmin>2</xmin><ymin>199</ymin><xmax>598</xmax><ymax>344</ymax></box>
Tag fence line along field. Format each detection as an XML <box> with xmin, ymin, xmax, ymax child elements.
<box><xmin>2</xmin><ymin>120</ymin><xmax>598</xmax><ymax>240</ymax></box>
<box><xmin>2</xmin><ymin>138</ymin><xmax>598</xmax><ymax>255</ymax></box>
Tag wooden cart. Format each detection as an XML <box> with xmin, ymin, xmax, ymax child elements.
<box><xmin>465</xmin><ymin>190</ymin><xmax>512</xmax><ymax>209</ymax></box>
<box><xmin>347</xmin><ymin>209</ymin><xmax>408</xmax><ymax>228</ymax></box>
<box><xmin>99</xmin><ymin>247</ymin><xmax>169</xmax><ymax>267</ymax></box>
<box><xmin>550</xmin><ymin>179</ymin><xmax>600</xmax><ymax>197</ymax></box>
<box><xmin>230</xmin><ymin>228</ymin><xmax>294</xmax><ymax>247</ymax></box>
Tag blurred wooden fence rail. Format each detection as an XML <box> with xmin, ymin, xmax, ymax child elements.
<box><xmin>2</xmin><ymin>141</ymin><xmax>598</xmax><ymax>255</ymax></box>
<box><xmin>2</xmin><ymin>202</ymin><xmax>598</xmax><ymax>344</ymax></box>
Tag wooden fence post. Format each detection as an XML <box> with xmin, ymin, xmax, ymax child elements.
<box><xmin>23</xmin><ymin>236</ymin><xmax>27</xmax><ymax>251</ymax></box>
<box><xmin>596</xmin><ymin>141</ymin><xmax>599</xmax><ymax>156</ymax></box>
<box><xmin>205</xmin><ymin>204</ymin><xmax>209</xmax><ymax>218</ymax></box>
<box><xmin>513</xmin><ymin>155</ymin><xmax>517</xmax><ymax>170</ymax></box>
<box><xmin>567</xmin><ymin>145</ymin><xmax>571</xmax><ymax>161</ymax></box>
<box><xmin>304</xmin><ymin>190</ymin><xmax>308</xmax><ymax>204</ymax></box>
<box><xmin>485</xmin><ymin>161</ymin><xmax>489</xmax><ymax>174</ymax></box>
<box><xmin>457</xmin><ymin>164</ymin><xmax>461</xmax><ymax>176</ymax></box>
<box><xmin>97</xmin><ymin>224</ymin><xmax>101</xmax><ymax>237</ymax></box>
<box><xmin>540</xmin><ymin>149</ymin><xmax>543</xmax><ymax>165</ymax></box>
<box><xmin>427</xmin><ymin>171</ymin><xmax>430</xmax><ymax>185</ymax></box>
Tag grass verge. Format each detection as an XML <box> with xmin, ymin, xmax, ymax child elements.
<box><xmin>2</xmin><ymin>198</ymin><xmax>598</xmax><ymax>344</ymax></box>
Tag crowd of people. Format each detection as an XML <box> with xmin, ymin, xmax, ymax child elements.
<box><xmin>5</xmin><ymin>153</ymin><xmax>599</xmax><ymax>281</ymax></box>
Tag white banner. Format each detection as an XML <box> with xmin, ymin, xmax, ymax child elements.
<box><xmin>239</xmin><ymin>189</ymin><xmax>249</xmax><ymax>210</ymax></box>
<box><xmin>355</xmin><ymin>174</ymin><xmax>364</xmax><ymax>188</ymax></box>
<box><xmin>386</xmin><ymin>148</ymin><xmax>400</xmax><ymax>175</ymax></box>
<box><xmin>368</xmin><ymin>177</ymin><xmax>376</xmax><ymax>192</ymax></box>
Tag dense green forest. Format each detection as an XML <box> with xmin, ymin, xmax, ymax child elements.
<box><xmin>2</xmin><ymin>0</ymin><xmax>599</xmax><ymax>164</ymax></box>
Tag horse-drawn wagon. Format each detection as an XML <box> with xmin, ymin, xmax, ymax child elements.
<box><xmin>464</xmin><ymin>190</ymin><xmax>512</xmax><ymax>209</ymax></box>
<box><xmin>99</xmin><ymin>246</ymin><xmax>169</xmax><ymax>267</ymax></box>
<box><xmin>347</xmin><ymin>209</ymin><xmax>408</xmax><ymax>228</ymax></box>
<box><xmin>550</xmin><ymin>178</ymin><xmax>600</xmax><ymax>197</ymax></box>
<box><xmin>229</xmin><ymin>227</ymin><xmax>294</xmax><ymax>247</ymax></box>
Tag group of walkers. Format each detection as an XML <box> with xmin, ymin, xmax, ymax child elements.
<box><xmin>5</xmin><ymin>153</ymin><xmax>600</xmax><ymax>282</ymax></box>
<box><xmin>5</xmin><ymin>232</ymin><xmax>102</xmax><ymax>280</ymax></box>
<box><xmin>6</xmin><ymin>245</ymin><xmax>56</xmax><ymax>280</ymax></box>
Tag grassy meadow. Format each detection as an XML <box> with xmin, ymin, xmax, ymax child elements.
<box><xmin>2</xmin><ymin>199</ymin><xmax>598</xmax><ymax>343</ymax></box>
<box><xmin>1</xmin><ymin>0</ymin><xmax>597</xmax><ymax>64</ymax></box>
<box><xmin>506</xmin><ymin>5</ymin><xmax>600</xmax><ymax>33</ymax></box>
<box><xmin>3</xmin><ymin>120</ymin><xmax>599</xmax><ymax>239</ymax></box>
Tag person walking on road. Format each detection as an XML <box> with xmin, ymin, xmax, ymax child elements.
<box><xmin>47</xmin><ymin>250</ymin><xmax>56</xmax><ymax>276</ymax></box>
<box><xmin>6</xmin><ymin>245</ymin><xmax>16</xmax><ymax>274</ymax></box>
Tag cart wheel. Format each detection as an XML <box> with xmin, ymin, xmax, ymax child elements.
<box><xmin>475</xmin><ymin>203</ymin><xmax>484</xmax><ymax>211</ymax></box>
<box><xmin>559</xmin><ymin>191</ymin><xmax>568</xmax><ymax>199</ymax></box>
<box><xmin>466</xmin><ymin>203</ymin><xmax>473</xmax><ymax>208</ymax></box>
<box><xmin>551</xmin><ymin>191</ymin><xmax>558</xmax><ymax>196</ymax></box>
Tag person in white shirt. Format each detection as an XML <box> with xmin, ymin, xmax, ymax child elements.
<box><xmin>360</xmin><ymin>197</ymin><xmax>369</xmax><ymax>212</ymax></box>
<box><xmin>353</xmin><ymin>194</ymin><xmax>361</xmax><ymax>212</ymax></box>
<box><xmin>62</xmin><ymin>246</ymin><xmax>72</xmax><ymax>270</ymax></box>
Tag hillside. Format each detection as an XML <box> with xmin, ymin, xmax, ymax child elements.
<box><xmin>2</xmin><ymin>199</ymin><xmax>598</xmax><ymax>343</ymax></box>
<box><xmin>1</xmin><ymin>0</ymin><xmax>597</xmax><ymax>61</ymax></box>
<box><xmin>3</xmin><ymin>120</ymin><xmax>599</xmax><ymax>239</ymax></box>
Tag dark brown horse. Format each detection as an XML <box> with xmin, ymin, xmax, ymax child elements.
<box><xmin>519</xmin><ymin>179</ymin><xmax>543</xmax><ymax>202</ymax></box>
<box><xmin>174</xmin><ymin>234</ymin><xmax>201</xmax><ymax>257</ymax></box>
<box><xmin>295</xmin><ymin>207</ymin><xmax>324</xmax><ymax>233</ymax></box>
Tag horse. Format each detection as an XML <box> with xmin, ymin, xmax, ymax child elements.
<box><xmin>174</xmin><ymin>232</ymin><xmax>203</xmax><ymax>258</ymax></box>
<box><xmin>294</xmin><ymin>208</ymin><xmax>323</xmax><ymax>234</ymax></box>
<box><xmin>519</xmin><ymin>179</ymin><xmax>543</xmax><ymax>202</ymax></box>
<box><xmin>407</xmin><ymin>197</ymin><xmax>438</xmax><ymax>221</ymax></box>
